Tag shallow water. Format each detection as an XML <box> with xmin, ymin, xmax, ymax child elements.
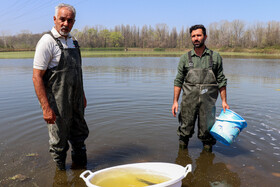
<box><xmin>0</xmin><ymin>57</ymin><xmax>279</xmax><ymax>186</ymax></box>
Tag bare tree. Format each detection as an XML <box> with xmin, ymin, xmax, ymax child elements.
<box><xmin>265</xmin><ymin>21</ymin><xmax>280</xmax><ymax>46</ymax></box>
<box><xmin>5</xmin><ymin>20</ymin><xmax>280</xmax><ymax>50</ymax></box>
<box><xmin>208</xmin><ymin>22</ymin><xmax>220</xmax><ymax>47</ymax></box>
<box><xmin>154</xmin><ymin>24</ymin><xmax>169</xmax><ymax>48</ymax></box>
<box><xmin>169</xmin><ymin>27</ymin><xmax>178</xmax><ymax>48</ymax></box>
<box><xmin>232</xmin><ymin>20</ymin><xmax>245</xmax><ymax>47</ymax></box>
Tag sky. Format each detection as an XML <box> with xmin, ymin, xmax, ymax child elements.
<box><xmin>1</xmin><ymin>0</ymin><xmax>280</xmax><ymax>35</ymax></box>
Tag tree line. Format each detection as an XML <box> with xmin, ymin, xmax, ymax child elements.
<box><xmin>1</xmin><ymin>20</ymin><xmax>280</xmax><ymax>50</ymax></box>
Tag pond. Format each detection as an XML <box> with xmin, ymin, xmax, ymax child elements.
<box><xmin>0</xmin><ymin>57</ymin><xmax>279</xmax><ymax>186</ymax></box>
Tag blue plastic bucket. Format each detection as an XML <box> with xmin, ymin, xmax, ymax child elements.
<box><xmin>210</xmin><ymin>109</ymin><xmax>247</xmax><ymax>145</ymax></box>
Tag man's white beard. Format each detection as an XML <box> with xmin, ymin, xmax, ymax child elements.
<box><xmin>59</xmin><ymin>26</ymin><xmax>69</xmax><ymax>36</ymax></box>
<box><xmin>59</xmin><ymin>30</ymin><xmax>69</xmax><ymax>36</ymax></box>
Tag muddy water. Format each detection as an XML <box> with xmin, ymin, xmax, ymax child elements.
<box><xmin>0</xmin><ymin>57</ymin><xmax>279</xmax><ymax>186</ymax></box>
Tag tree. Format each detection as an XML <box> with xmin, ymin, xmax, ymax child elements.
<box><xmin>110</xmin><ymin>32</ymin><xmax>124</xmax><ymax>47</ymax></box>
<box><xmin>265</xmin><ymin>21</ymin><xmax>280</xmax><ymax>46</ymax></box>
<box><xmin>121</xmin><ymin>24</ymin><xmax>130</xmax><ymax>48</ymax></box>
<box><xmin>169</xmin><ymin>27</ymin><xmax>178</xmax><ymax>48</ymax></box>
<box><xmin>208</xmin><ymin>22</ymin><xmax>220</xmax><ymax>47</ymax></box>
<box><xmin>232</xmin><ymin>20</ymin><xmax>245</xmax><ymax>47</ymax></box>
<box><xmin>99</xmin><ymin>29</ymin><xmax>110</xmax><ymax>47</ymax></box>
<box><xmin>219</xmin><ymin>20</ymin><xmax>232</xmax><ymax>47</ymax></box>
<box><xmin>141</xmin><ymin>25</ymin><xmax>148</xmax><ymax>48</ymax></box>
<box><xmin>154</xmin><ymin>24</ymin><xmax>169</xmax><ymax>48</ymax></box>
<box><xmin>252</xmin><ymin>22</ymin><xmax>265</xmax><ymax>47</ymax></box>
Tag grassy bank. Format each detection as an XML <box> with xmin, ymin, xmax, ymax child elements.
<box><xmin>0</xmin><ymin>51</ymin><xmax>35</xmax><ymax>59</ymax></box>
<box><xmin>2</xmin><ymin>48</ymin><xmax>280</xmax><ymax>59</ymax></box>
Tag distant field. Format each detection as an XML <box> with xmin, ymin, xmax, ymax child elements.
<box><xmin>0</xmin><ymin>51</ymin><xmax>35</xmax><ymax>59</ymax></box>
<box><xmin>1</xmin><ymin>48</ymin><xmax>280</xmax><ymax>59</ymax></box>
<box><xmin>81</xmin><ymin>50</ymin><xmax>185</xmax><ymax>57</ymax></box>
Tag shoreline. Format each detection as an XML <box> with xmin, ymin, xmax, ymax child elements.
<box><xmin>1</xmin><ymin>48</ymin><xmax>280</xmax><ymax>59</ymax></box>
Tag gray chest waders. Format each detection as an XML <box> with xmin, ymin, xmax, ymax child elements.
<box><xmin>178</xmin><ymin>51</ymin><xmax>218</xmax><ymax>145</ymax></box>
<box><xmin>43</xmin><ymin>33</ymin><xmax>89</xmax><ymax>166</ymax></box>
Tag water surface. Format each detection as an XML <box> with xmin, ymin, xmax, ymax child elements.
<box><xmin>0</xmin><ymin>57</ymin><xmax>279</xmax><ymax>186</ymax></box>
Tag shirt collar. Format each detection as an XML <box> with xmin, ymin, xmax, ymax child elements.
<box><xmin>51</xmin><ymin>27</ymin><xmax>72</xmax><ymax>39</ymax></box>
<box><xmin>191</xmin><ymin>46</ymin><xmax>210</xmax><ymax>57</ymax></box>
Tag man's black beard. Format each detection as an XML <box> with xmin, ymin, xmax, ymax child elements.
<box><xmin>192</xmin><ymin>40</ymin><xmax>205</xmax><ymax>48</ymax></box>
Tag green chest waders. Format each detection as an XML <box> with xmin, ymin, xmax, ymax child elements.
<box><xmin>178</xmin><ymin>51</ymin><xmax>218</xmax><ymax>145</ymax></box>
<box><xmin>43</xmin><ymin>33</ymin><xmax>89</xmax><ymax>167</ymax></box>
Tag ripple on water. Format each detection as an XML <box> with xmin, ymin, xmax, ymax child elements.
<box><xmin>246</xmin><ymin>131</ymin><xmax>257</xmax><ymax>136</ymax></box>
<box><xmin>265</xmin><ymin>115</ymin><xmax>272</xmax><ymax>119</ymax></box>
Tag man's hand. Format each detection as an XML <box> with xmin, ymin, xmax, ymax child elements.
<box><xmin>172</xmin><ymin>86</ymin><xmax>181</xmax><ymax>117</ymax></box>
<box><xmin>33</xmin><ymin>68</ymin><xmax>56</xmax><ymax>124</ymax></box>
<box><xmin>172</xmin><ymin>102</ymin><xmax>178</xmax><ymax>117</ymax></box>
<box><xmin>222</xmin><ymin>101</ymin><xmax>230</xmax><ymax>113</ymax></box>
<box><xmin>43</xmin><ymin>106</ymin><xmax>56</xmax><ymax>124</ymax></box>
<box><xmin>219</xmin><ymin>86</ymin><xmax>229</xmax><ymax>112</ymax></box>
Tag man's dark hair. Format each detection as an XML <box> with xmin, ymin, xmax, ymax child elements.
<box><xmin>189</xmin><ymin>25</ymin><xmax>206</xmax><ymax>36</ymax></box>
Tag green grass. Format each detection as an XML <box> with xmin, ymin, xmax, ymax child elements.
<box><xmin>219</xmin><ymin>51</ymin><xmax>280</xmax><ymax>59</ymax></box>
<box><xmin>81</xmin><ymin>47</ymin><xmax>125</xmax><ymax>51</ymax></box>
<box><xmin>2</xmin><ymin>49</ymin><xmax>280</xmax><ymax>59</ymax></box>
<box><xmin>81</xmin><ymin>50</ymin><xmax>185</xmax><ymax>57</ymax></box>
<box><xmin>0</xmin><ymin>51</ymin><xmax>35</xmax><ymax>59</ymax></box>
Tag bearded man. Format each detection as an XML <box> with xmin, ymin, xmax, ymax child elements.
<box><xmin>32</xmin><ymin>3</ymin><xmax>89</xmax><ymax>170</ymax></box>
<box><xmin>172</xmin><ymin>24</ymin><xmax>229</xmax><ymax>152</ymax></box>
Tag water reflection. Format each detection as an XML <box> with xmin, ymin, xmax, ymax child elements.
<box><xmin>176</xmin><ymin>148</ymin><xmax>241</xmax><ymax>187</ymax></box>
<box><xmin>53</xmin><ymin>169</ymin><xmax>85</xmax><ymax>187</ymax></box>
<box><xmin>53</xmin><ymin>170</ymin><xmax>68</xmax><ymax>187</ymax></box>
<box><xmin>87</xmin><ymin>144</ymin><xmax>149</xmax><ymax>170</ymax></box>
<box><xmin>82</xmin><ymin>57</ymin><xmax>178</xmax><ymax>79</ymax></box>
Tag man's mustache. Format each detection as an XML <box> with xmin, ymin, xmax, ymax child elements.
<box><xmin>61</xmin><ymin>26</ymin><xmax>69</xmax><ymax>30</ymax></box>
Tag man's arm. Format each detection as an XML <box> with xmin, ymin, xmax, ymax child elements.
<box><xmin>32</xmin><ymin>68</ymin><xmax>56</xmax><ymax>124</ymax></box>
<box><xmin>172</xmin><ymin>86</ymin><xmax>182</xmax><ymax>117</ymax></box>
<box><xmin>83</xmin><ymin>92</ymin><xmax>87</xmax><ymax>108</ymax></box>
<box><xmin>172</xmin><ymin>55</ymin><xmax>188</xmax><ymax>117</ymax></box>
<box><xmin>214</xmin><ymin>52</ymin><xmax>229</xmax><ymax>112</ymax></box>
<box><xmin>219</xmin><ymin>86</ymin><xmax>229</xmax><ymax>112</ymax></box>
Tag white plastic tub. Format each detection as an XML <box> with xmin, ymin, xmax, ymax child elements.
<box><xmin>80</xmin><ymin>162</ymin><xmax>192</xmax><ymax>187</ymax></box>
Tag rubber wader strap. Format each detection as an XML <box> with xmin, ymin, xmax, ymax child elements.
<box><xmin>72</xmin><ymin>40</ymin><xmax>82</xmax><ymax>64</ymax></box>
<box><xmin>48</xmin><ymin>32</ymin><xmax>81</xmax><ymax>61</ymax></box>
<box><xmin>188</xmin><ymin>51</ymin><xmax>194</xmax><ymax>67</ymax></box>
<box><xmin>48</xmin><ymin>32</ymin><xmax>64</xmax><ymax>50</ymax></box>
<box><xmin>73</xmin><ymin>40</ymin><xmax>80</xmax><ymax>49</ymax></box>
<box><xmin>209</xmin><ymin>50</ymin><xmax>213</xmax><ymax>68</ymax></box>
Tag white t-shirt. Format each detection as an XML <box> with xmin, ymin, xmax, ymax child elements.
<box><xmin>33</xmin><ymin>27</ymin><xmax>77</xmax><ymax>70</ymax></box>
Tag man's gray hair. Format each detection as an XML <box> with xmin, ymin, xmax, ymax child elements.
<box><xmin>55</xmin><ymin>3</ymin><xmax>76</xmax><ymax>18</ymax></box>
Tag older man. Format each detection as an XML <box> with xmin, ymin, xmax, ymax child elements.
<box><xmin>32</xmin><ymin>3</ymin><xmax>89</xmax><ymax>170</ymax></box>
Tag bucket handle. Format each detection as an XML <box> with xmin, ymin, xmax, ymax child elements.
<box><xmin>80</xmin><ymin>170</ymin><xmax>93</xmax><ymax>182</ymax></box>
<box><xmin>184</xmin><ymin>164</ymin><xmax>192</xmax><ymax>177</ymax></box>
<box><xmin>216</xmin><ymin>117</ymin><xmax>245</xmax><ymax>122</ymax></box>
